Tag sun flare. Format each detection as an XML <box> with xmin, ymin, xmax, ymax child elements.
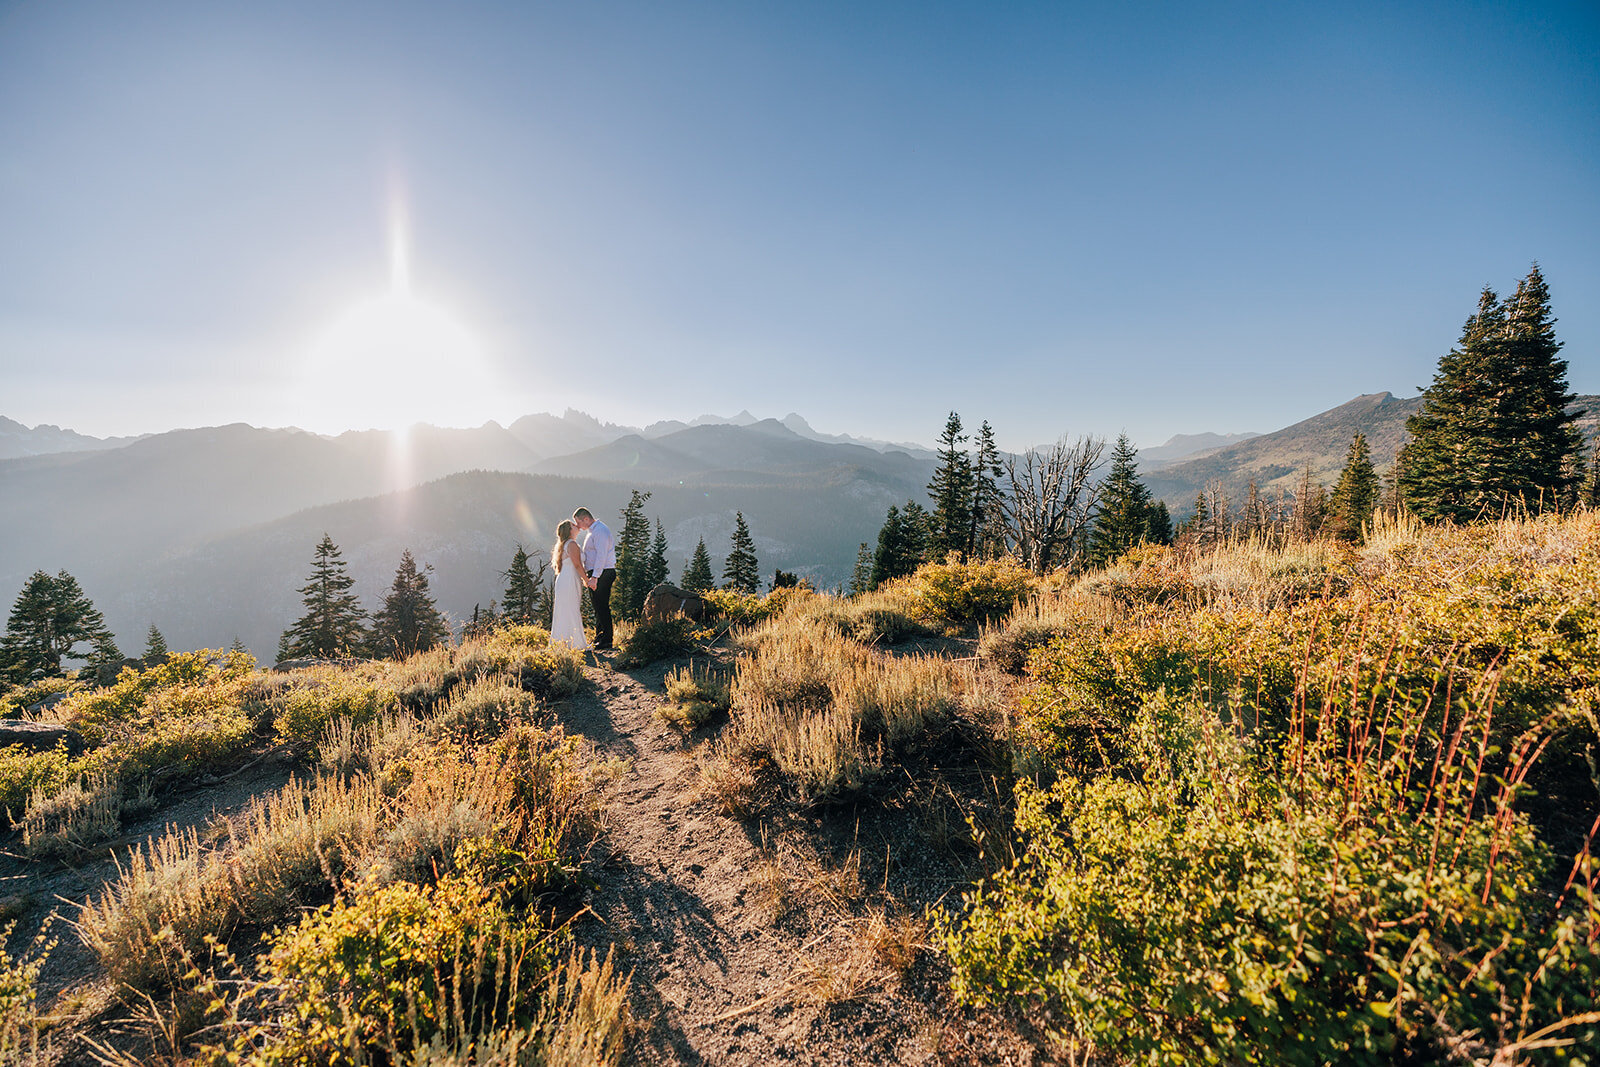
<box><xmin>297</xmin><ymin>197</ymin><xmax>497</xmax><ymax>433</ymax></box>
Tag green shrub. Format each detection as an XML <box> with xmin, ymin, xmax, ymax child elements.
<box><xmin>428</xmin><ymin>676</ymin><xmax>542</xmax><ymax>743</ymax></box>
<box><xmin>0</xmin><ymin>918</ymin><xmax>52</xmax><ymax>1062</ymax></box>
<box><xmin>910</xmin><ymin>557</ymin><xmax>1034</xmax><ymax>627</ymax></box>
<box><xmin>0</xmin><ymin>744</ymin><xmax>73</xmax><ymax>826</ymax></box>
<box><xmin>616</xmin><ymin>615</ymin><xmax>708</xmax><ymax>668</ymax></box>
<box><xmin>943</xmin><ymin>690</ymin><xmax>1600</xmax><ymax>1065</ymax></box>
<box><xmin>272</xmin><ymin>673</ymin><xmax>397</xmax><ymax>747</ymax></box>
<box><xmin>0</xmin><ymin>676</ymin><xmax>77</xmax><ymax>719</ymax></box>
<box><xmin>253</xmin><ymin>873</ymin><xmax>558</xmax><ymax>1060</ymax></box>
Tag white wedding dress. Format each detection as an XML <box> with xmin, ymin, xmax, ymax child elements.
<box><xmin>550</xmin><ymin>543</ymin><xmax>588</xmax><ymax>650</ymax></box>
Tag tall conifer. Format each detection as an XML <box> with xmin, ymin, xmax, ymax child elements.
<box><xmin>0</xmin><ymin>570</ymin><xmax>120</xmax><ymax>682</ymax></box>
<box><xmin>501</xmin><ymin>545</ymin><xmax>542</xmax><ymax>625</ymax></box>
<box><xmin>927</xmin><ymin>412</ymin><xmax>973</xmax><ymax>559</ymax></box>
<box><xmin>1402</xmin><ymin>267</ymin><xmax>1579</xmax><ymax>520</ymax></box>
<box><xmin>646</xmin><ymin>520</ymin><xmax>670</xmax><ymax>591</ymax></box>
<box><xmin>1327</xmin><ymin>433</ymin><xmax>1379</xmax><ymax>542</ymax></box>
<box><xmin>683</xmin><ymin>539</ymin><xmax>715</xmax><ymax>593</ymax></box>
<box><xmin>614</xmin><ymin>490</ymin><xmax>654</xmax><ymax>618</ymax></box>
<box><xmin>722</xmin><ymin>511</ymin><xmax>759</xmax><ymax>593</ymax></box>
<box><xmin>280</xmin><ymin>534</ymin><xmax>367</xmax><ymax>659</ymax></box>
<box><xmin>1089</xmin><ymin>433</ymin><xmax>1155</xmax><ymax>566</ymax></box>
<box><xmin>369</xmin><ymin>549</ymin><xmax>450</xmax><ymax>658</ymax></box>
<box><xmin>968</xmin><ymin>420</ymin><xmax>1007</xmax><ymax>557</ymax></box>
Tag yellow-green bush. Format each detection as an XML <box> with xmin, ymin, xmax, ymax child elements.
<box><xmin>909</xmin><ymin>556</ymin><xmax>1034</xmax><ymax>627</ymax></box>
<box><xmin>721</xmin><ymin>613</ymin><xmax>962</xmax><ymax>799</ymax></box>
<box><xmin>659</xmin><ymin>661</ymin><xmax>731</xmax><ymax>729</ymax></box>
<box><xmin>0</xmin><ymin>676</ymin><xmax>77</xmax><ymax>719</ymax></box>
<box><xmin>272</xmin><ymin>671</ymin><xmax>397</xmax><ymax>747</ymax></box>
<box><xmin>254</xmin><ymin>873</ymin><xmax>557</xmax><ymax>1061</ymax></box>
<box><xmin>465</xmin><ymin>626</ymin><xmax>584</xmax><ymax>699</ymax></box>
<box><xmin>944</xmin><ymin>688</ymin><xmax>1600</xmax><ymax>1065</ymax></box>
<box><xmin>947</xmin><ymin>515</ymin><xmax>1600</xmax><ymax>1063</ymax></box>
<box><xmin>0</xmin><ymin>744</ymin><xmax>72</xmax><ymax>825</ymax></box>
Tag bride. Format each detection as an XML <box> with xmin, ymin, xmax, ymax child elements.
<box><xmin>549</xmin><ymin>520</ymin><xmax>588</xmax><ymax>650</ymax></box>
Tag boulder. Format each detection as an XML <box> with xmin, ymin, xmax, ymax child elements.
<box><xmin>0</xmin><ymin>719</ymin><xmax>86</xmax><ymax>756</ymax></box>
<box><xmin>641</xmin><ymin>583</ymin><xmax>706</xmax><ymax>624</ymax></box>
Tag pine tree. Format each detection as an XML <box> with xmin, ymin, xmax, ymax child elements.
<box><xmin>901</xmin><ymin>500</ymin><xmax>931</xmax><ymax>567</ymax></box>
<box><xmin>1088</xmin><ymin>433</ymin><xmax>1156</xmax><ymax>566</ymax></box>
<box><xmin>1401</xmin><ymin>267</ymin><xmax>1580</xmax><ymax>520</ymax></box>
<box><xmin>369</xmin><ymin>549</ymin><xmax>450</xmax><ymax>659</ymax></box>
<box><xmin>926</xmin><ymin>412</ymin><xmax>973</xmax><ymax>559</ymax></box>
<box><xmin>279</xmin><ymin>533</ymin><xmax>367</xmax><ymax>660</ymax></box>
<box><xmin>722</xmin><ymin>511</ymin><xmax>759</xmax><ymax>593</ymax></box>
<box><xmin>229</xmin><ymin>636</ymin><xmax>248</xmax><ymax>655</ymax></box>
<box><xmin>646</xmin><ymin>519</ymin><xmax>670</xmax><ymax>591</ymax></box>
<box><xmin>871</xmin><ymin>500</ymin><xmax>929</xmax><ymax>586</ymax></box>
<box><xmin>849</xmin><ymin>541</ymin><xmax>873</xmax><ymax>595</ymax></box>
<box><xmin>1147</xmin><ymin>501</ymin><xmax>1173</xmax><ymax>545</ymax></box>
<box><xmin>0</xmin><ymin>570</ymin><xmax>121</xmax><ymax>683</ymax></box>
<box><xmin>1327</xmin><ymin>433</ymin><xmax>1380</xmax><ymax>542</ymax></box>
<box><xmin>968</xmin><ymin>420</ymin><xmax>1007</xmax><ymax>557</ymax></box>
<box><xmin>614</xmin><ymin>490</ymin><xmax>654</xmax><ymax>618</ymax></box>
<box><xmin>143</xmin><ymin>624</ymin><xmax>169</xmax><ymax>662</ymax></box>
<box><xmin>683</xmin><ymin>539</ymin><xmax>715</xmax><ymax>593</ymax></box>
<box><xmin>501</xmin><ymin>545</ymin><xmax>544</xmax><ymax>626</ymax></box>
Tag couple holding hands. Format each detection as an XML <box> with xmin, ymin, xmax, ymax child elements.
<box><xmin>550</xmin><ymin>507</ymin><xmax>615</xmax><ymax>653</ymax></box>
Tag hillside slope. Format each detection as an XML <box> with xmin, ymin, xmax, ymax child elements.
<box><xmin>1146</xmin><ymin>392</ymin><xmax>1600</xmax><ymax>509</ymax></box>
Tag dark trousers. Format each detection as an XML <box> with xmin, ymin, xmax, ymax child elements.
<box><xmin>589</xmin><ymin>568</ymin><xmax>616</xmax><ymax>648</ymax></box>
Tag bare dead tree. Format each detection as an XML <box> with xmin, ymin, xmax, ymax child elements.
<box><xmin>1003</xmin><ymin>434</ymin><xmax>1107</xmax><ymax>574</ymax></box>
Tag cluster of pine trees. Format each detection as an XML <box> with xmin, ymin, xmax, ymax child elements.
<box><xmin>1181</xmin><ymin>266</ymin><xmax>1585</xmax><ymax>546</ymax></box>
<box><xmin>277</xmin><ymin>536</ymin><xmax>450</xmax><ymax>661</ymax></box>
<box><xmin>1399</xmin><ymin>265</ymin><xmax>1583</xmax><ymax>520</ymax></box>
<box><xmin>0</xmin><ymin>570</ymin><xmax>122</xmax><ymax>683</ymax></box>
<box><xmin>857</xmin><ymin>415</ymin><xmax>1175</xmax><ymax>590</ymax></box>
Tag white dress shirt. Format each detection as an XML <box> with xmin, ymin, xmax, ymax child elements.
<box><xmin>582</xmin><ymin>519</ymin><xmax>617</xmax><ymax>574</ymax></box>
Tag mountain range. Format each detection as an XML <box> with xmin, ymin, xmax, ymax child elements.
<box><xmin>7</xmin><ymin>392</ymin><xmax>1598</xmax><ymax>659</ymax></box>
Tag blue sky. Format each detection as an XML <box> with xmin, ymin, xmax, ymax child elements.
<box><xmin>1</xmin><ymin>0</ymin><xmax>1596</xmax><ymax>451</ymax></box>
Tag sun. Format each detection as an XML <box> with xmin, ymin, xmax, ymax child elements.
<box><xmin>298</xmin><ymin>203</ymin><xmax>497</xmax><ymax>432</ymax></box>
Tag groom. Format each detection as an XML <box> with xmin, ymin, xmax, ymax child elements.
<box><xmin>572</xmin><ymin>507</ymin><xmax>616</xmax><ymax>651</ymax></box>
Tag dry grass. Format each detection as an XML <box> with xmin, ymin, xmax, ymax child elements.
<box><xmin>21</xmin><ymin>770</ymin><xmax>122</xmax><ymax>860</ymax></box>
<box><xmin>80</xmin><ymin>721</ymin><xmax>601</xmax><ymax>994</ymax></box>
<box><xmin>715</xmin><ymin>611</ymin><xmax>962</xmax><ymax>800</ymax></box>
<box><xmin>659</xmin><ymin>660</ymin><xmax>731</xmax><ymax>730</ymax></box>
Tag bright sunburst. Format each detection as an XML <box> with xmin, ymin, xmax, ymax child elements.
<box><xmin>298</xmin><ymin>200</ymin><xmax>495</xmax><ymax>432</ymax></box>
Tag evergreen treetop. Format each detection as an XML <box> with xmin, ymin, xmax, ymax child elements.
<box><xmin>722</xmin><ymin>511</ymin><xmax>760</xmax><ymax>593</ymax></box>
<box><xmin>0</xmin><ymin>569</ymin><xmax>121</xmax><ymax>683</ymax></box>
<box><xmin>1088</xmin><ymin>433</ymin><xmax>1157</xmax><ymax>566</ymax></box>
<box><xmin>968</xmin><ymin>420</ymin><xmax>1007</xmax><ymax>558</ymax></box>
<box><xmin>1401</xmin><ymin>266</ymin><xmax>1580</xmax><ymax>520</ymax></box>
<box><xmin>927</xmin><ymin>411</ymin><xmax>973</xmax><ymax>559</ymax></box>
<box><xmin>683</xmin><ymin>538</ymin><xmax>715</xmax><ymax>594</ymax></box>
<box><xmin>280</xmin><ymin>533</ymin><xmax>367</xmax><ymax>660</ymax></box>
<box><xmin>369</xmin><ymin>548</ymin><xmax>450</xmax><ymax>659</ymax></box>
<box><xmin>614</xmin><ymin>490</ymin><xmax>655</xmax><ymax>618</ymax></box>
<box><xmin>501</xmin><ymin>544</ymin><xmax>543</xmax><ymax>625</ymax></box>
<box><xmin>1327</xmin><ymin>432</ymin><xmax>1380</xmax><ymax>542</ymax></box>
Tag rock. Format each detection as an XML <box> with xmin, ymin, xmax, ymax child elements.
<box><xmin>88</xmin><ymin>657</ymin><xmax>142</xmax><ymax>687</ymax></box>
<box><xmin>641</xmin><ymin>583</ymin><xmax>706</xmax><ymax>624</ymax></box>
<box><xmin>0</xmin><ymin>719</ymin><xmax>87</xmax><ymax>756</ymax></box>
<box><xmin>24</xmin><ymin>692</ymin><xmax>70</xmax><ymax>715</ymax></box>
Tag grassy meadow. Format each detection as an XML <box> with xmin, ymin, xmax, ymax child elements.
<box><xmin>2</xmin><ymin>516</ymin><xmax>1598</xmax><ymax>1064</ymax></box>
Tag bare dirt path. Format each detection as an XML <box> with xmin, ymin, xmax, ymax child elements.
<box><xmin>559</xmin><ymin>658</ymin><xmax>955</xmax><ymax>1066</ymax></box>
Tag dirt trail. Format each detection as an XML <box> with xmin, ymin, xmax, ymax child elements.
<box><xmin>560</xmin><ymin>659</ymin><xmax>947</xmax><ymax>1066</ymax></box>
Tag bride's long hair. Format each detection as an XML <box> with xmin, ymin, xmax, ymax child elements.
<box><xmin>552</xmin><ymin>520</ymin><xmax>575</xmax><ymax>571</ymax></box>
